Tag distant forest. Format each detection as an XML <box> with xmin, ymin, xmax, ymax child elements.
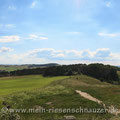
<box><xmin>0</xmin><ymin>63</ymin><xmax>120</xmax><ymax>84</ymax></box>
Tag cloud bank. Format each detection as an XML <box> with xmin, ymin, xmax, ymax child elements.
<box><xmin>0</xmin><ymin>47</ymin><xmax>13</xmax><ymax>52</ymax></box>
<box><xmin>0</xmin><ymin>35</ymin><xmax>20</xmax><ymax>43</ymax></box>
<box><xmin>29</xmin><ymin>34</ymin><xmax>48</xmax><ymax>40</ymax></box>
<box><xmin>0</xmin><ymin>48</ymin><xmax>118</xmax><ymax>65</ymax></box>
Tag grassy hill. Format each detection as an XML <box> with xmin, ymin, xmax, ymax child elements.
<box><xmin>0</xmin><ymin>75</ymin><xmax>120</xmax><ymax>119</ymax></box>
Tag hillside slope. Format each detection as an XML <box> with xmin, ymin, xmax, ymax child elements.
<box><xmin>0</xmin><ymin>75</ymin><xmax>120</xmax><ymax>120</ymax></box>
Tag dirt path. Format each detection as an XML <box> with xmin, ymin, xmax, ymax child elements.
<box><xmin>76</xmin><ymin>90</ymin><xmax>120</xmax><ymax>116</ymax></box>
<box><xmin>76</xmin><ymin>90</ymin><xmax>103</xmax><ymax>104</ymax></box>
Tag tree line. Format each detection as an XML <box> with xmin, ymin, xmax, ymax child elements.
<box><xmin>0</xmin><ymin>63</ymin><xmax>119</xmax><ymax>84</ymax></box>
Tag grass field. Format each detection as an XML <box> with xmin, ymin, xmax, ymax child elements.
<box><xmin>0</xmin><ymin>65</ymin><xmax>29</xmax><ymax>71</ymax></box>
<box><xmin>117</xmin><ymin>71</ymin><xmax>120</xmax><ymax>78</ymax></box>
<box><xmin>0</xmin><ymin>75</ymin><xmax>68</xmax><ymax>96</ymax></box>
<box><xmin>0</xmin><ymin>75</ymin><xmax>120</xmax><ymax>120</ymax></box>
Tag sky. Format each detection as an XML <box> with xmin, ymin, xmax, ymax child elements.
<box><xmin>0</xmin><ymin>0</ymin><xmax>120</xmax><ymax>65</ymax></box>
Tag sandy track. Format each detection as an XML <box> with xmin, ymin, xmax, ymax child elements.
<box><xmin>76</xmin><ymin>90</ymin><xmax>102</xmax><ymax>104</ymax></box>
<box><xmin>76</xmin><ymin>90</ymin><xmax>120</xmax><ymax>116</ymax></box>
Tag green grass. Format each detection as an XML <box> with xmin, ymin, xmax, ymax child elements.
<box><xmin>117</xmin><ymin>71</ymin><xmax>120</xmax><ymax>78</ymax></box>
<box><xmin>0</xmin><ymin>75</ymin><xmax>120</xmax><ymax>120</ymax></box>
<box><xmin>0</xmin><ymin>65</ymin><xmax>29</xmax><ymax>71</ymax></box>
<box><xmin>55</xmin><ymin>75</ymin><xmax>120</xmax><ymax>107</ymax></box>
<box><xmin>0</xmin><ymin>75</ymin><xmax>68</xmax><ymax>96</ymax></box>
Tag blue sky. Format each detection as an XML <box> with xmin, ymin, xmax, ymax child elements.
<box><xmin>0</xmin><ymin>0</ymin><xmax>120</xmax><ymax>65</ymax></box>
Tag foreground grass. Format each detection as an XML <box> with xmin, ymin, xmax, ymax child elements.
<box><xmin>0</xmin><ymin>75</ymin><xmax>120</xmax><ymax>119</ymax></box>
<box><xmin>58</xmin><ymin>75</ymin><xmax>120</xmax><ymax>107</ymax></box>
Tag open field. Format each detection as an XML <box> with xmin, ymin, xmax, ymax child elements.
<box><xmin>0</xmin><ymin>75</ymin><xmax>120</xmax><ymax>119</ymax></box>
<box><xmin>0</xmin><ymin>64</ymin><xmax>58</xmax><ymax>71</ymax></box>
<box><xmin>117</xmin><ymin>71</ymin><xmax>120</xmax><ymax>78</ymax></box>
<box><xmin>0</xmin><ymin>75</ymin><xmax>68</xmax><ymax>96</ymax></box>
<box><xmin>0</xmin><ymin>65</ymin><xmax>29</xmax><ymax>71</ymax></box>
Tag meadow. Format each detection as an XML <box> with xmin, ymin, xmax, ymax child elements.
<box><xmin>0</xmin><ymin>74</ymin><xmax>120</xmax><ymax>119</ymax></box>
<box><xmin>0</xmin><ymin>75</ymin><xmax>68</xmax><ymax>96</ymax></box>
<box><xmin>0</xmin><ymin>65</ymin><xmax>29</xmax><ymax>71</ymax></box>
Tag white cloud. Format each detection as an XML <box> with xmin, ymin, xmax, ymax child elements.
<box><xmin>0</xmin><ymin>47</ymin><xmax>13</xmax><ymax>52</ymax></box>
<box><xmin>1</xmin><ymin>48</ymin><xmax>120</xmax><ymax>65</ymax></box>
<box><xmin>8</xmin><ymin>6</ymin><xmax>16</xmax><ymax>10</ymax></box>
<box><xmin>0</xmin><ymin>35</ymin><xmax>20</xmax><ymax>43</ymax></box>
<box><xmin>29</xmin><ymin>34</ymin><xmax>38</xmax><ymax>39</ymax></box>
<box><xmin>52</xmin><ymin>53</ymin><xmax>65</xmax><ymax>58</ymax></box>
<box><xmin>13</xmin><ymin>48</ymin><xmax>113</xmax><ymax>61</ymax></box>
<box><xmin>98</xmin><ymin>32</ymin><xmax>119</xmax><ymax>37</ymax></box>
<box><xmin>106</xmin><ymin>1</ymin><xmax>112</xmax><ymax>8</ymax></box>
<box><xmin>8</xmin><ymin>54</ymin><xmax>45</xmax><ymax>64</ymax></box>
<box><xmin>39</xmin><ymin>37</ymin><xmax>48</xmax><ymax>40</ymax></box>
<box><xmin>65</xmin><ymin>32</ymin><xmax>81</xmax><ymax>35</ymax></box>
<box><xmin>110</xmin><ymin>53</ymin><xmax>120</xmax><ymax>60</ymax></box>
<box><xmin>29</xmin><ymin>34</ymin><xmax>48</xmax><ymax>40</ymax></box>
<box><xmin>95</xmin><ymin>48</ymin><xmax>111</xmax><ymax>58</ymax></box>
<box><xmin>31</xmin><ymin>1</ymin><xmax>37</xmax><ymax>8</ymax></box>
<box><xmin>81</xmin><ymin>50</ymin><xmax>93</xmax><ymax>58</ymax></box>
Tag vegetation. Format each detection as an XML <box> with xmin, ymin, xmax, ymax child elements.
<box><xmin>0</xmin><ymin>65</ymin><xmax>28</xmax><ymax>72</ymax></box>
<box><xmin>43</xmin><ymin>63</ymin><xmax>120</xmax><ymax>84</ymax></box>
<box><xmin>84</xmin><ymin>64</ymin><xmax>120</xmax><ymax>84</ymax></box>
<box><xmin>117</xmin><ymin>71</ymin><xmax>120</xmax><ymax>78</ymax></box>
<box><xmin>0</xmin><ymin>63</ymin><xmax>58</xmax><ymax>72</ymax></box>
<box><xmin>0</xmin><ymin>63</ymin><xmax>120</xmax><ymax>119</ymax></box>
<box><xmin>0</xmin><ymin>63</ymin><xmax>119</xmax><ymax>84</ymax></box>
<box><xmin>0</xmin><ymin>75</ymin><xmax>68</xmax><ymax>96</ymax></box>
<box><xmin>0</xmin><ymin>75</ymin><xmax>120</xmax><ymax>119</ymax></box>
